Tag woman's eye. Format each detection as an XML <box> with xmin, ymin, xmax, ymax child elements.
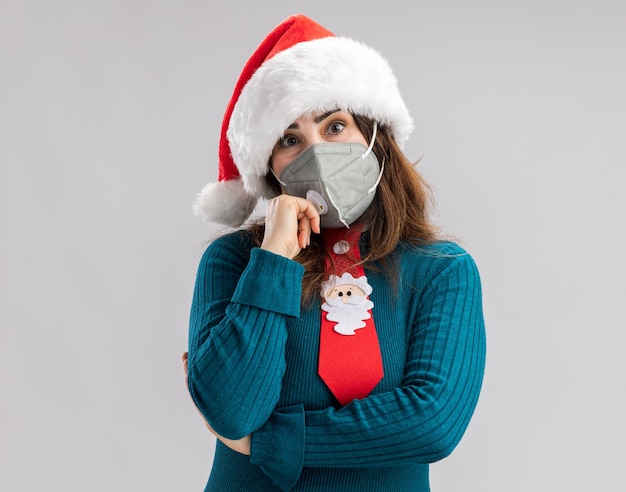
<box><xmin>279</xmin><ymin>135</ymin><xmax>299</xmax><ymax>148</ymax></box>
<box><xmin>326</xmin><ymin>121</ymin><xmax>346</xmax><ymax>135</ymax></box>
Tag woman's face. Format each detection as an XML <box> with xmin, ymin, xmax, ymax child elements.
<box><xmin>270</xmin><ymin>110</ymin><xmax>368</xmax><ymax>177</ymax></box>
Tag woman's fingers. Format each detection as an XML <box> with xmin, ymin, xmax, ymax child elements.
<box><xmin>296</xmin><ymin>198</ymin><xmax>322</xmax><ymax>249</ymax></box>
<box><xmin>262</xmin><ymin>194</ymin><xmax>320</xmax><ymax>258</ymax></box>
<box><xmin>297</xmin><ymin>214</ymin><xmax>311</xmax><ymax>249</ymax></box>
<box><xmin>297</xmin><ymin>198</ymin><xmax>321</xmax><ymax>234</ymax></box>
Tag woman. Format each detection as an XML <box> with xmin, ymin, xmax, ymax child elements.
<box><xmin>185</xmin><ymin>15</ymin><xmax>486</xmax><ymax>491</ymax></box>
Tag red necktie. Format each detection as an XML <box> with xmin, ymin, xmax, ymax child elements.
<box><xmin>318</xmin><ymin>227</ymin><xmax>384</xmax><ymax>406</ymax></box>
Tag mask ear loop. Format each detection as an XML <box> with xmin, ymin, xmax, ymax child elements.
<box><xmin>361</xmin><ymin>121</ymin><xmax>377</xmax><ymax>159</ymax></box>
<box><xmin>368</xmin><ymin>157</ymin><xmax>385</xmax><ymax>194</ymax></box>
<box><xmin>361</xmin><ymin>121</ymin><xmax>384</xmax><ymax>194</ymax></box>
<box><xmin>269</xmin><ymin>166</ymin><xmax>287</xmax><ymax>187</ymax></box>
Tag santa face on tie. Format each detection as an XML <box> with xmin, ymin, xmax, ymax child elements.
<box><xmin>321</xmin><ymin>272</ymin><xmax>374</xmax><ymax>336</ymax></box>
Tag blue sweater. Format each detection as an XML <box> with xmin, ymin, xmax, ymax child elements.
<box><xmin>188</xmin><ymin>231</ymin><xmax>486</xmax><ymax>491</ymax></box>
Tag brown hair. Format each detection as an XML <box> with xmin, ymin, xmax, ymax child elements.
<box><xmin>249</xmin><ymin>114</ymin><xmax>440</xmax><ymax>302</ymax></box>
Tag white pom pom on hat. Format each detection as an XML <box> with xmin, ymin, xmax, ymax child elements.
<box><xmin>193</xmin><ymin>14</ymin><xmax>413</xmax><ymax>227</ymax></box>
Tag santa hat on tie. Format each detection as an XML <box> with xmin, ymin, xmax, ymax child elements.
<box><xmin>193</xmin><ymin>14</ymin><xmax>413</xmax><ymax>227</ymax></box>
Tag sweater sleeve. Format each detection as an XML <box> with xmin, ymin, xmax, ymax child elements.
<box><xmin>250</xmin><ymin>250</ymin><xmax>486</xmax><ymax>489</ymax></box>
<box><xmin>187</xmin><ymin>234</ymin><xmax>305</xmax><ymax>439</ymax></box>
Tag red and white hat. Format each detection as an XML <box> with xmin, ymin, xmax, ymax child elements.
<box><xmin>193</xmin><ymin>14</ymin><xmax>413</xmax><ymax>227</ymax></box>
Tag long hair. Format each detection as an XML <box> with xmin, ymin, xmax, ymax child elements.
<box><xmin>249</xmin><ymin>114</ymin><xmax>440</xmax><ymax>303</ymax></box>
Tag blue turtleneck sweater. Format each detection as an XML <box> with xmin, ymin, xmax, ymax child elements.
<box><xmin>187</xmin><ymin>230</ymin><xmax>486</xmax><ymax>491</ymax></box>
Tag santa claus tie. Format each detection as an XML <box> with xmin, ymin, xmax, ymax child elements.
<box><xmin>318</xmin><ymin>227</ymin><xmax>384</xmax><ymax>406</ymax></box>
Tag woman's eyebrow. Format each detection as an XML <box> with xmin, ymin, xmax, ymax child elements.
<box><xmin>314</xmin><ymin>109</ymin><xmax>341</xmax><ymax>124</ymax></box>
<box><xmin>285</xmin><ymin>109</ymin><xmax>341</xmax><ymax>130</ymax></box>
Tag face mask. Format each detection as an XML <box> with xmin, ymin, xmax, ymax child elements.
<box><xmin>273</xmin><ymin>123</ymin><xmax>384</xmax><ymax>229</ymax></box>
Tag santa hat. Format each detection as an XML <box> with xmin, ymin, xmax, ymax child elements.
<box><xmin>193</xmin><ymin>14</ymin><xmax>413</xmax><ymax>227</ymax></box>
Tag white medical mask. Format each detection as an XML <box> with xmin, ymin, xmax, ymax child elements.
<box><xmin>273</xmin><ymin>124</ymin><xmax>384</xmax><ymax>229</ymax></box>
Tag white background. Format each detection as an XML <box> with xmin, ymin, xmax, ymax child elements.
<box><xmin>1</xmin><ymin>1</ymin><xmax>624</xmax><ymax>490</ymax></box>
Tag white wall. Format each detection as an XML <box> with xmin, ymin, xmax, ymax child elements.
<box><xmin>1</xmin><ymin>1</ymin><xmax>624</xmax><ymax>490</ymax></box>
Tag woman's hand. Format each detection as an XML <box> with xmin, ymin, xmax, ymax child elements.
<box><xmin>261</xmin><ymin>194</ymin><xmax>321</xmax><ymax>259</ymax></box>
<box><xmin>182</xmin><ymin>352</ymin><xmax>251</xmax><ymax>456</ymax></box>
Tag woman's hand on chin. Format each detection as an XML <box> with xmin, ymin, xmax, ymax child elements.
<box><xmin>261</xmin><ymin>194</ymin><xmax>320</xmax><ymax>259</ymax></box>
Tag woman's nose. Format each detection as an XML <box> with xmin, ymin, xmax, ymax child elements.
<box><xmin>301</xmin><ymin>128</ymin><xmax>325</xmax><ymax>148</ymax></box>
